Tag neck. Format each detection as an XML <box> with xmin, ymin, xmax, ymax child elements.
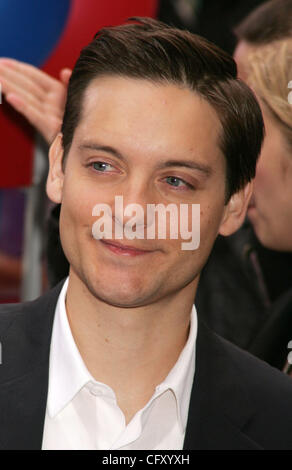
<box><xmin>65</xmin><ymin>269</ymin><xmax>198</xmax><ymax>423</ymax></box>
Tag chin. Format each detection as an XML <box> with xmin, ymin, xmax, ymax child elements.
<box><xmin>254</xmin><ymin>228</ymin><xmax>282</xmax><ymax>252</ymax></box>
<box><xmin>91</xmin><ymin>290</ymin><xmax>154</xmax><ymax>308</ymax></box>
<box><xmin>259</xmin><ymin>236</ymin><xmax>292</xmax><ymax>253</ymax></box>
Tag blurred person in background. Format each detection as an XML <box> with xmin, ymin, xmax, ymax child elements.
<box><xmin>240</xmin><ymin>40</ymin><xmax>292</xmax><ymax>372</ymax></box>
<box><xmin>1</xmin><ymin>0</ymin><xmax>292</xmax><ymax>368</ymax></box>
<box><xmin>196</xmin><ymin>0</ymin><xmax>292</xmax><ymax>361</ymax></box>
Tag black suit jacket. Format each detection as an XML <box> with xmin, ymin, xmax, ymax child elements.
<box><xmin>249</xmin><ymin>287</ymin><xmax>292</xmax><ymax>370</ymax></box>
<box><xmin>1</xmin><ymin>280</ymin><xmax>292</xmax><ymax>450</ymax></box>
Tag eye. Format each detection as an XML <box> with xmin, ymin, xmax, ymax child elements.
<box><xmin>92</xmin><ymin>161</ymin><xmax>114</xmax><ymax>172</ymax></box>
<box><xmin>164</xmin><ymin>176</ymin><xmax>194</xmax><ymax>190</ymax></box>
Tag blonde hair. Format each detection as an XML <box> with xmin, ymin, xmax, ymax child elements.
<box><xmin>247</xmin><ymin>39</ymin><xmax>292</xmax><ymax>148</ymax></box>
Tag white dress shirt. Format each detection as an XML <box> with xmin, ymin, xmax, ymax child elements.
<box><xmin>42</xmin><ymin>278</ymin><xmax>197</xmax><ymax>450</ymax></box>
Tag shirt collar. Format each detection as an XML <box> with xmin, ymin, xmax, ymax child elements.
<box><xmin>47</xmin><ymin>277</ymin><xmax>93</xmax><ymax>418</ymax></box>
<box><xmin>47</xmin><ymin>277</ymin><xmax>197</xmax><ymax>429</ymax></box>
<box><xmin>154</xmin><ymin>305</ymin><xmax>197</xmax><ymax>433</ymax></box>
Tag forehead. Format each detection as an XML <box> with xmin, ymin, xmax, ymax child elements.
<box><xmin>73</xmin><ymin>76</ymin><xmax>224</xmax><ymax>167</ymax></box>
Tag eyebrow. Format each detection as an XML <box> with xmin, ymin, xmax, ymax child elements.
<box><xmin>78</xmin><ymin>143</ymin><xmax>125</xmax><ymax>161</ymax></box>
<box><xmin>156</xmin><ymin>160</ymin><xmax>212</xmax><ymax>177</ymax></box>
<box><xmin>78</xmin><ymin>142</ymin><xmax>213</xmax><ymax>177</ymax></box>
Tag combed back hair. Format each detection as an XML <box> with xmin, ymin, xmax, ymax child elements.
<box><xmin>247</xmin><ymin>39</ymin><xmax>292</xmax><ymax>150</ymax></box>
<box><xmin>234</xmin><ymin>0</ymin><xmax>292</xmax><ymax>45</ymax></box>
<box><xmin>61</xmin><ymin>17</ymin><xmax>264</xmax><ymax>201</ymax></box>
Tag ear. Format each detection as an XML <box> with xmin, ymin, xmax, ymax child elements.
<box><xmin>219</xmin><ymin>181</ymin><xmax>253</xmax><ymax>236</ymax></box>
<box><xmin>46</xmin><ymin>133</ymin><xmax>65</xmax><ymax>204</ymax></box>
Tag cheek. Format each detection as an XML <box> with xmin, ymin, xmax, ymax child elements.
<box><xmin>199</xmin><ymin>214</ymin><xmax>221</xmax><ymax>256</ymax></box>
<box><xmin>254</xmin><ymin>159</ymin><xmax>279</xmax><ymax>207</ymax></box>
<box><xmin>253</xmin><ymin>133</ymin><xmax>283</xmax><ymax>201</ymax></box>
<box><xmin>167</xmin><ymin>205</ymin><xmax>222</xmax><ymax>264</ymax></box>
<box><xmin>62</xmin><ymin>174</ymin><xmax>110</xmax><ymax>225</ymax></box>
<box><xmin>59</xmin><ymin>178</ymin><xmax>101</xmax><ymax>260</ymax></box>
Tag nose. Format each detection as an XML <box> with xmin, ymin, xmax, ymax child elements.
<box><xmin>112</xmin><ymin>180</ymin><xmax>154</xmax><ymax>233</ymax></box>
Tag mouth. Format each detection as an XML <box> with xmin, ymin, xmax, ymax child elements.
<box><xmin>99</xmin><ymin>239</ymin><xmax>156</xmax><ymax>257</ymax></box>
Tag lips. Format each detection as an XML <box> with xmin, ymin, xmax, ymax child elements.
<box><xmin>100</xmin><ymin>239</ymin><xmax>155</xmax><ymax>256</ymax></box>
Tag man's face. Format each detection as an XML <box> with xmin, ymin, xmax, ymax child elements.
<box><xmin>47</xmin><ymin>76</ymin><xmax>247</xmax><ymax>307</ymax></box>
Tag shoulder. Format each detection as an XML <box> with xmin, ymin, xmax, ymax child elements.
<box><xmin>0</xmin><ymin>280</ymin><xmax>65</xmax><ymax>320</ymax></box>
<box><xmin>208</xmin><ymin>324</ymin><xmax>292</xmax><ymax>447</ymax></box>
<box><xmin>0</xmin><ymin>280</ymin><xmax>66</xmax><ymax>384</ymax></box>
<box><xmin>0</xmin><ymin>301</ymin><xmax>33</xmax><ymax>338</ymax></box>
<box><xmin>0</xmin><ymin>280</ymin><xmax>65</xmax><ymax>344</ymax></box>
<box><xmin>221</xmin><ymin>330</ymin><xmax>292</xmax><ymax>390</ymax></box>
<box><xmin>209</xmin><ymin>321</ymin><xmax>292</xmax><ymax>400</ymax></box>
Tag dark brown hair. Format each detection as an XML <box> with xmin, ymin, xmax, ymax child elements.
<box><xmin>234</xmin><ymin>0</ymin><xmax>292</xmax><ymax>45</ymax></box>
<box><xmin>61</xmin><ymin>17</ymin><xmax>264</xmax><ymax>201</ymax></box>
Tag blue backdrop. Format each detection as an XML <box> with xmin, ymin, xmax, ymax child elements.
<box><xmin>0</xmin><ymin>0</ymin><xmax>71</xmax><ymax>66</ymax></box>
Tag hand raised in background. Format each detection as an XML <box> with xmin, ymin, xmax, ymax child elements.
<box><xmin>0</xmin><ymin>58</ymin><xmax>71</xmax><ymax>145</ymax></box>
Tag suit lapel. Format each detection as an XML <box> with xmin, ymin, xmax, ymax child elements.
<box><xmin>183</xmin><ymin>319</ymin><xmax>263</xmax><ymax>450</ymax></box>
<box><xmin>0</xmin><ymin>280</ymin><xmax>65</xmax><ymax>449</ymax></box>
